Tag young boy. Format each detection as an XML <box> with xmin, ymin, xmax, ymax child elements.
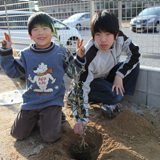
<box><xmin>0</xmin><ymin>12</ymin><xmax>85</xmax><ymax>142</ymax></box>
<box><xmin>73</xmin><ymin>10</ymin><xmax>141</xmax><ymax>135</ymax></box>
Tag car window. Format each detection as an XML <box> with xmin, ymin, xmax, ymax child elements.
<box><xmin>139</xmin><ymin>8</ymin><xmax>160</xmax><ymax>16</ymax></box>
<box><xmin>0</xmin><ymin>14</ymin><xmax>30</xmax><ymax>30</ymax></box>
<box><xmin>84</xmin><ymin>13</ymin><xmax>90</xmax><ymax>19</ymax></box>
<box><xmin>80</xmin><ymin>15</ymin><xmax>85</xmax><ymax>19</ymax></box>
<box><xmin>53</xmin><ymin>20</ymin><xmax>68</xmax><ymax>30</ymax></box>
<box><xmin>80</xmin><ymin>14</ymin><xmax>86</xmax><ymax>20</ymax></box>
<box><xmin>68</xmin><ymin>14</ymin><xmax>82</xmax><ymax>20</ymax></box>
<box><xmin>79</xmin><ymin>13</ymin><xmax>90</xmax><ymax>20</ymax></box>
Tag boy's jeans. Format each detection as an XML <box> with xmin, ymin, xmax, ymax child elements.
<box><xmin>88</xmin><ymin>62</ymin><xmax>140</xmax><ymax>105</ymax></box>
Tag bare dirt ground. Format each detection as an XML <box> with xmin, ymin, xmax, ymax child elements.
<box><xmin>0</xmin><ymin>61</ymin><xmax>160</xmax><ymax>160</ymax></box>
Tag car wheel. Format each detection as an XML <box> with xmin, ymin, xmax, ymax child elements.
<box><xmin>67</xmin><ymin>37</ymin><xmax>78</xmax><ymax>47</ymax></box>
<box><xmin>154</xmin><ymin>23</ymin><xmax>159</xmax><ymax>33</ymax></box>
<box><xmin>76</xmin><ymin>24</ymin><xmax>81</xmax><ymax>30</ymax></box>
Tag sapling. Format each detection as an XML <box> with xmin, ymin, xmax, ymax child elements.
<box><xmin>51</xmin><ymin>26</ymin><xmax>92</xmax><ymax>149</ymax></box>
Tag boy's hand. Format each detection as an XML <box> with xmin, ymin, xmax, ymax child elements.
<box><xmin>112</xmin><ymin>74</ymin><xmax>125</xmax><ymax>96</ymax></box>
<box><xmin>76</xmin><ymin>38</ymin><xmax>85</xmax><ymax>58</ymax></box>
<box><xmin>74</xmin><ymin>121</ymin><xmax>88</xmax><ymax>136</ymax></box>
<box><xmin>1</xmin><ymin>32</ymin><xmax>12</xmax><ymax>49</ymax></box>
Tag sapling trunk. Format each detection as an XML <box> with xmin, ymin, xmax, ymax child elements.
<box><xmin>78</xmin><ymin>97</ymin><xmax>85</xmax><ymax>148</ymax></box>
<box><xmin>52</xmin><ymin>27</ymin><xmax>88</xmax><ymax>150</ymax></box>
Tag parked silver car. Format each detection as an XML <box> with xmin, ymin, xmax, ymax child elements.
<box><xmin>63</xmin><ymin>12</ymin><xmax>91</xmax><ymax>30</ymax></box>
<box><xmin>130</xmin><ymin>7</ymin><xmax>160</xmax><ymax>33</ymax></box>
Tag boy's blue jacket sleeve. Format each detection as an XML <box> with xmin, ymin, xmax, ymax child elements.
<box><xmin>0</xmin><ymin>47</ymin><xmax>25</xmax><ymax>78</ymax></box>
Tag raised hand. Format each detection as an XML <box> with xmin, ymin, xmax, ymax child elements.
<box><xmin>76</xmin><ymin>38</ymin><xmax>85</xmax><ymax>58</ymax></box>
<box><xmin>1</xmin><ymin>32</ymin><xmax>12</xmax><ymax>49</ymax></box>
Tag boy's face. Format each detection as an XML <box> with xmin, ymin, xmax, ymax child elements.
<box><xmin>29</xmin><ymin>24</ymin><xmax>53</xmax><ymax>49</ymax></box>
<box><xmin>94</xmin><ymin>30</ymin><xmax>118</xmax><ymax>51</ymax></box>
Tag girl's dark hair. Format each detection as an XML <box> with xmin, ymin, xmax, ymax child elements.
<box><xmin>28</xmin><ymin>12</ymin><xmax>54</xmax><ymax>35</ymax></box>
<box><xmin>91</xmin><ymin>10</ymin><xmax>119</xmax><ymax>39</ymax></box>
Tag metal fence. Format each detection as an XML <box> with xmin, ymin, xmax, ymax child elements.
<box><xmin>0</xmin><ymin>0</ymin><xmax>160</xmax><ymax>56</ymax></box>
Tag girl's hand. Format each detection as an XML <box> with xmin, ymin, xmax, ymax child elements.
<box><xmin>112</xmin><ymin>74</ymin><xmax>125</xmax><ymax>96</ymax></box>
<box><xmin>76</xmin><ymin>38</ymin><xmax>85</xmax><ymax>58</ymax></box>
<box><xmin>1</xmin><ymin>32</ymin><xmax>12</xmax><ymax>49</ymax></box>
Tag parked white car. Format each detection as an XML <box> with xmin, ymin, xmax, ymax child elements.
<box><xmin>0</xmin><ymin>11</ymin><xmax>82</xmax><ymax>50</ymax></box>
<box><xmin>63</xmin><ymin>12</ymin><xmax>91</xmax><ymax>30</ymax></box>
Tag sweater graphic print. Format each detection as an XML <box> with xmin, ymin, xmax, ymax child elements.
<box><xmin>28</xmin><ymin>62</ymin><xmax>56</xmax><ymax>95</ymax></box>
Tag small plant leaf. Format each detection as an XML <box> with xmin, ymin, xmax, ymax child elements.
<box><xmin>82</xmin><ymin>133</ymin><xmax>85</xmax><ymax>138</ymax></box>
<box><xmin>86</xmin><ymin>128</ymin><xmax>93</xmax><ymax>133</ymax></box>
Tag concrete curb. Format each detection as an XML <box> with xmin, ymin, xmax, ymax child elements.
<box><xmin>124</xmin><ymin>65</ymin><xmax>160</xmax><ymax>109</ymax></box>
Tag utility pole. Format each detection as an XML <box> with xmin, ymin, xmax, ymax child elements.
<box><xmin>4</xmin><ymin>1</ymin><xmax>10</xmax><ymax>37</ymax></box>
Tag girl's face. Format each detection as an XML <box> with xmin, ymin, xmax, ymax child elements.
<box><xmin>94</xmin><ymin>30</ymin><xmax>118</xmax><ymax>51</ymax></box>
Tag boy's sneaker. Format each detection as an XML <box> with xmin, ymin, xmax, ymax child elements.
<box><xmin>99</xmin><ymin>103</ymin><xmax>122</xmax><ymax>118</ymax></box>
<box><xmin>100</xmin><ymin>103</ymin><xmax>113</xmax><ymax>117</ymax></box>
<box><xmin>113</xmin><ymin>103</ymin><xmax>122</xmax><ymax>112</ymax></box>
